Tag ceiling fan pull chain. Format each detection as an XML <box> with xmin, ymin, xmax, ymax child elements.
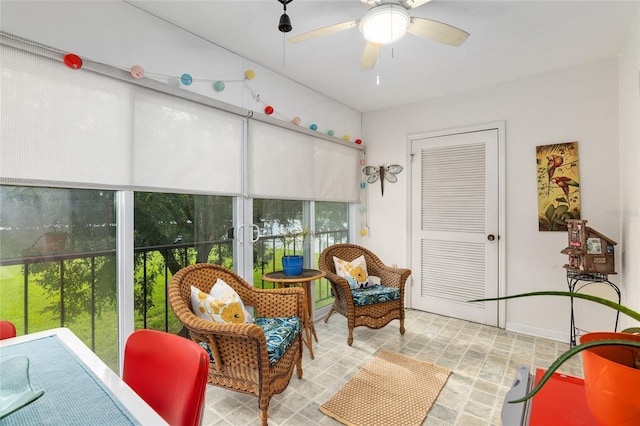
<box><xmin>282</xmin><ymin>32</ymin><xmax>287</xmax><ymax>68</ymax></box>
<box><xmin>376</xmin><ymin>46</ymin><xmax>380</xmax><ymax>86</ymax></box>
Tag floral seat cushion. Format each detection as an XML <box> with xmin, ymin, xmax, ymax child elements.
<box><xmin>200</xmin><ymin>316</ymin><xmax>301</xmax><ymax>365</ymax></box>
<box><xmin>351</xmin><ymin>284</ymin><xmax>400</xmax><ymax>306</ymax></box>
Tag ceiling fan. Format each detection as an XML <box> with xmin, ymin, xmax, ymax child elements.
<box><xmin>288</xmin><ymin>0</ymin><xmax>469</xmax><ymax>70</ymax></box>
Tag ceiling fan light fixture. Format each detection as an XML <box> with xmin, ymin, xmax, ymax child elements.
<box><xmin>359</xmin><ymin>4</ymin><xmax>410</xmax><ymax>44</ymax></box>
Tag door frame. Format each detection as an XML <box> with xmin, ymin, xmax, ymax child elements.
<box><xmin>405</xmin><ymin>121</ymin><xmax>507</xmax><ymax>328</ymax></box>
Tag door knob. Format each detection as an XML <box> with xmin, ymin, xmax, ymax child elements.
<box><xmin>487</xmin><ymin>234</ymin><xmax>496</xmax><ymax>241</ymax></box>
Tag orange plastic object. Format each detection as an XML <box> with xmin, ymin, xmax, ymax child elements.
<box><xmin>529</xmin><ymin>368</ymin><xmax>596</xmax><ymax>426</ymax></box>
<box><xmin>580</xmin><ymin>332</ymin><xmax>640</xmax><ymax>426</ymax></box>
<box><xmin>123</xmin><ymin>329</ymin><xmax>209</xmax><ymax>426</ymax></box>
<box><xmin>0</xmin><ymin>320</ymin><xmax>17</xmax><ymax>340</ymax></box>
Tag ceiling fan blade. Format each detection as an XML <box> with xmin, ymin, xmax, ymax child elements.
<box><xmin>399</xmin><ymin>0</ymin><xmax>433</xmax><ymax>10</ymax></box>
<box><xmin>360</xmin><ymin>42</ymin><xmax>381</xmax><ymax>70</ymax></box>
<box><xmin>407</xmin><ymin>17</ymin><xmax>470</xmax><ymax>47</ymax></box>
<box><xmin>288</xmin><ymin>20</ymin><xmax>358</xmax><ymax>43</ymax></box>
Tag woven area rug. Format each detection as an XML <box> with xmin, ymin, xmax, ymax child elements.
<box><xmin>319</xmin><ymin>350</ymin><xmax>452</xmax><ymax>426</ymax></box>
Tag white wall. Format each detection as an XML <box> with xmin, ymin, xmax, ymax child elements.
<box><xmin>0</xmin><ymin>1</ymin><xmax>362</xmax><ymax>140</ymax></box>
<box><xmin>618</xmin><ymin>10</ymin><xmax>640</xmax><ymax>329</ymax></box>
<box><xmin>362</xmin><ymin>59</ymin><xmax>623</xmax><ymax>342</ymax></box>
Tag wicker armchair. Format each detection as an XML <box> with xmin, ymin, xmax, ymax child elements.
<box><xmin>168</xmin><ymin>263</ymin><xmax>306</xmax><ymax>426</ymax></box>
<box><xmin>318</xmin><ymin>244</ymin><xmax>412</xmax><ymax>346</ymax></box>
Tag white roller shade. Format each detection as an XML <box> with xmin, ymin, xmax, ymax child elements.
<box><xmin>248</xmin><ymin>120</ymin><xmax>360</xmax><ymax>202</ymax></box>
<box><xmin>1</xmin><ymin>44</ymin><xmax>133</xmax><ymax>188</ymax></box>
<box><xmin>1</xmin><ymin>41</ymin><xmax>244</xmax><ymax>195</ymax></box>
<box><xmin>1</xmin><ymin>32</ymin><xmax>361</xmax><ymax>201</ymax></box>
<box><xmin>132</xmin><ymin>89</ymin><xmax>242</xmax><ymax>194</ymax></box>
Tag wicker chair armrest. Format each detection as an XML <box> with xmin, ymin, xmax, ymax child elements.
<box><xmin>179</xmin><ymin>313</ymin><xmax>266</xmax><ymax>340</ymax></box>
<box><xmin>369</xmin><ymin>263</ymin><xmax>411</xmax><ymax>290</ymax></box>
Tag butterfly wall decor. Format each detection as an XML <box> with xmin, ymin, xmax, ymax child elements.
<box><xmin>363</xmin><ymin>165</ymin><xmax>403</xmax><ymax>196</ymax></box>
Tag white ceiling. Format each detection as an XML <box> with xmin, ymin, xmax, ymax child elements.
<box><xmin>127</xmin><ymin>0</ymin><xmax>638</xmax><ymax>112</ymax></box>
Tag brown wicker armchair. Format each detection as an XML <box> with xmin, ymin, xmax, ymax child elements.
<box><xmin>318</xmin><ymin>244</ymin><xmax>412</xmax><ymax>346</ymax></box>
<box><xmin>168</xmin><ymin>263</ymin><xmax>306</xmax><ymax>426</ymax></box>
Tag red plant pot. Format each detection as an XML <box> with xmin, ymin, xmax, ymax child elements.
<box><xmin>580</xmin><ymin>332</ymin><xmax>640</xmax><ymax>426</ymax></box>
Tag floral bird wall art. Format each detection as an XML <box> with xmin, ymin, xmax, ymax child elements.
<box><xmin>536</xmin><ymin>142</ymin><xmax>581</xmax><ymax>231</ymax></box>
<box><xmin>546</xmin><ymin>154</ymin><xmax>564</xmax><ymax>196</ymax></box>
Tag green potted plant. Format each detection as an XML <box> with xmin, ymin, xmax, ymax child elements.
<box><xmin>473</xmin><ymin>291</ymin><xmax>640</xmax><ymax>425</ymax></box>
<box><xmin>279</xmin><ymin>226</ymin><xmax>314</xmax><ymax>276</ymax></box>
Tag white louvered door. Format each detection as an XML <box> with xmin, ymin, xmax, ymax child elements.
<box><xmin>410</xmin><ymin>129</ymin><xmax>499</xmax><ymax>325</ymax></box>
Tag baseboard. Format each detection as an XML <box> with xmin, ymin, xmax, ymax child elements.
<box><xmin>505</xmin><ymin>322</ymin><xmax>570</xmax><ymax>344</ymax></box>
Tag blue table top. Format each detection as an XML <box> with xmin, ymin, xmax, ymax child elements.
<box><xmin>0</xmin><ymin>335</ymin><xmax>140</xmax><ymax>425</ymax></box>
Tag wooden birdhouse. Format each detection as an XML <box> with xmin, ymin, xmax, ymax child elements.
<box><xmin>561</xmin><ymin>219</ymin><xmax>617</xmax><ymax>275</ymax></box>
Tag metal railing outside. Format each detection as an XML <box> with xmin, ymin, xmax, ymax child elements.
<box><xmin>0</xmin><ymin>229</ymin><xmax>347</xmax><ymax>349</ymax></box>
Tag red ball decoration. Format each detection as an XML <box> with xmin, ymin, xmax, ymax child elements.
<box><xmin>63</xmin><ymin>53</ymin><xmax>83</xmax><ymax>70</ymax></box>
<box><xmin>264</xmin><ymin>106</ymin><xmax>274</xmax><ymax>115</ymax></box>
<box><xmin>355</xmin><ymin>139</ymin><xmax>362</xmax><ymax>145</ymax></box>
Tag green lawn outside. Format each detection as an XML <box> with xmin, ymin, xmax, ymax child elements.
<box><xmin>0</xmin><ymin>263</ymin><xmax>121</xmax><ymax>370</ymax></box>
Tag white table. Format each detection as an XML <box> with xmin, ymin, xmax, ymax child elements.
<box><xmin>0</xmin><ymin>327</ymin><xmax>168</xmax><ymax>425</ymax></box>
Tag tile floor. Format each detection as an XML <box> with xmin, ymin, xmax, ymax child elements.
<box><xmin>202</xmin><ymin>309</ymin><xmax>582</xmax><ymax>426</ymax></box>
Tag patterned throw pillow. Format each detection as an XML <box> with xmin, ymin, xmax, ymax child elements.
<box><xmin>333</xmin><ymin>255</ymin><xmax>373</xmax><ymax>289</ymax></box>
<box><xmin>190</xmin><ymin>278</ymin><xmax>253</xmax><ymax>324</ymax></box>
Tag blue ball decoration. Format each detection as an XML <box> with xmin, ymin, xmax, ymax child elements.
<box><xmin>360</xmin><ymin>182</ymin><xmax>366</xmax><ymax>189</ymax></box>
<box><xmin>310</xmin><ymin>123</ymin><xmax>318</xmax><ymax>131</ymax></box>
<box><xmin>327</xmin><ymin>130</ymin><xmax>335</xmax><ymax>136</ymax></box>
<box><xmin>180</xmin><ymin>73</ymin><xmax>193</xmax><ymax>85</ymax></box>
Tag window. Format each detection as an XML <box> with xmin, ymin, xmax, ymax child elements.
<box><xmin>133</xmin><ymin>192</ymin><xmax>234</xmax><ymax>332</ymax></box>
<box><xmin>250</xmin><ymin>198</ymin><xmax>349</xmax><ymax>310</ymax></box>
<box><xmin>0</xmin><ymin>185</ymin><xmax>118</xmax><ymax>369</ymax></box>
<box><xmin>315</xmin><ymin>202</ymin><xmax>349</xmax><ymax>308</ymax></box>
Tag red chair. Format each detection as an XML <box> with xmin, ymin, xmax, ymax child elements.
<box><xmin>123</xmin><ymin>329</ymin><xmax>209</xmax><ymax>426</ymax></box>
<box><xmin>0</xmin><ymin>320</ymin><xmax>16</xmax><ymax>339</ymax></box>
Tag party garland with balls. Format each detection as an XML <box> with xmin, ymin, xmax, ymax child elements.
<box><xmin>63</xmin><ymin>52</ymin><xmax>370</xmax><ymax>236</ymax></box>
<box><xmin>62</xmin><ymin>53</ymin><xmax>362</xmax><ymax>146</ymax></box>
